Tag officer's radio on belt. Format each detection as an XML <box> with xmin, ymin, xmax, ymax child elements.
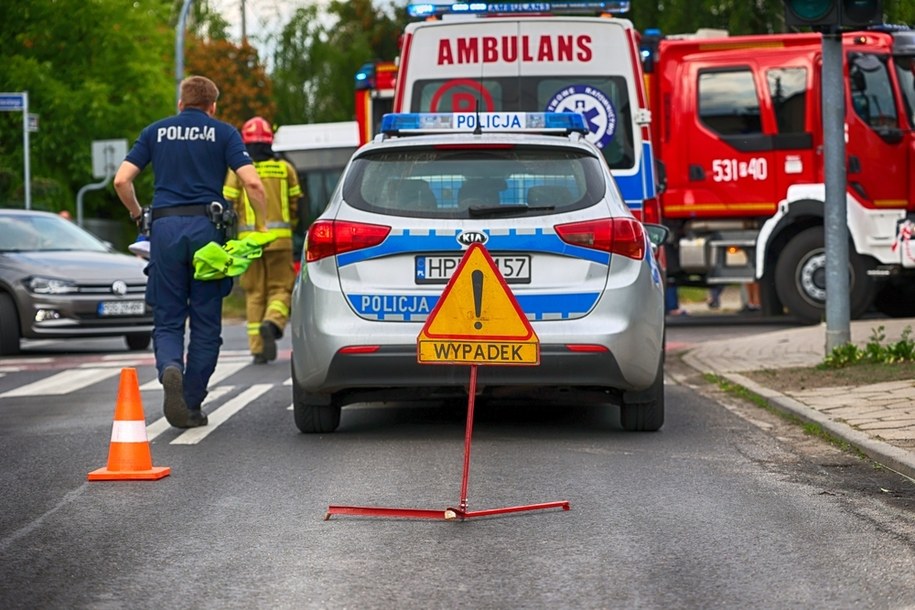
<box><xmin>207</xmin><ymin>201</ymin><xmax>237</xmax><ymax>236</ymax></box>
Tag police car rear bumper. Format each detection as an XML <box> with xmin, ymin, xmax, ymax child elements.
<box><xmin>307</xmin><ymin>344</ymin><xmax>651</xmax><ymax>407</ymax></box>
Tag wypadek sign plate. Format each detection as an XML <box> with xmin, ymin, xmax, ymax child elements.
<box><xmin>417</xmin><ymin>243</ymin><xmax>539</xmax><ymax>365</ymax></box>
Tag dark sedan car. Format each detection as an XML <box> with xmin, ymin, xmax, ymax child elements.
<box><xmin>0</xmin><ymin>209</ymin><xmax>152</xmax><ymax>355</ymax></box>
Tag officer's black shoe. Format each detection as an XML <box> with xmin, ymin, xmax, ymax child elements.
<box><xmin>259</xmin><ymin>321</ymin><xmax>280</xmax><ymax>362</ymax></box>
<box><xmin>252</xmin><ymin>354</ymin><xmax>268</xmax><ymax>365</ymax></box>
<box><xmin>162</xmin><ymin>365</ymin><xmax>190</xmax><ymax>428</ymax></box>
<box><xmin>185</xmin><ymin>409</ymin><xmax>208</xmax><ymax>428</ymax></box>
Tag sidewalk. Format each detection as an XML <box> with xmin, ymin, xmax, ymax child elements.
<box><xmin>679</xmin><ymin>314</ymin><xmax>915</xmax><ymax>482</ymax></box>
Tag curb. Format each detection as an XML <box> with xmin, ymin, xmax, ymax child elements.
<box><xmin>681</xmin><ymin>350</ymin><xmax>915</xmax><ymax>483</ymax></box>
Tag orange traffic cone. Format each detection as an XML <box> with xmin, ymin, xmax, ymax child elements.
<box><xmin>88</xmin><ymin>368</ymin><xmax>170</xmax><ymax>481</ymax></box>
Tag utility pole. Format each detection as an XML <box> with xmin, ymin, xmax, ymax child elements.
<box><xmin>176</xmin><ymin>0</ymin><xmax>194</xmax><ymax>108</ymax></box>
<box><xmin>241</xmin><ymin>0</ymin><xmax>247</xmax><ymax>43</ymax></box>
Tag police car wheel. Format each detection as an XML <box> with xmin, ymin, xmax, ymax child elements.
<box><xmin>125</xmin><ymin>332</ymin><xmax>151</xmax><ymax>351</ymax></box>
<box><xmin>291</xmin><ymin>366</ymin><xmax>341</xmax><ymax>433</ymax></box>
<box><xmin>0</xmin><ymin>293</ymin><xmax>21</xmax><ymax>356</ymax></box>
<box><xmin>619</xmin><ymin>358</ymin><xmax>665</xmax><ymax>432</ymax></box>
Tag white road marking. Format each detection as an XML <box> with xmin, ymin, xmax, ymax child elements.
<box><xmin>170</xmin><ymin>384</ymin><xmax>272</xmax><ymax>445</ymax></box>
<box><xmin>146</xmin><ymin>385</ymin><xmax>235</xmax><ymax>442</ymax></box>
<box><xmin>139</xmin><ymin>360</ymin><xmax>249</xmax><ymax>391</ymax></box>
<box><xmin>0</xmin><ymin>368</ymin><xmax>121</xmax><ymax>397</ymax></box>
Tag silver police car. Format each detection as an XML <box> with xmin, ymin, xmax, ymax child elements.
<box><xmin>290</xmin><ymin>112</ymin><xmax>666</xmax><ymax>433</ymax></box>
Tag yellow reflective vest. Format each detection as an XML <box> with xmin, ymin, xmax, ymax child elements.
<box><xmin>223</xmin><ymin>158</ymin><xmax>302</xmax><ymax>249</ymax></box>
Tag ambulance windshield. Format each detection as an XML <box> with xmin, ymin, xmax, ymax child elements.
<box><xmin>409</xmin><ymin>75</ymin><xmax>635</xmax><ymax>170</ymax></box>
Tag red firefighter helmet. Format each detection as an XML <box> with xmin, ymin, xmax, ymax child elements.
<box><xmin>241</xmin><ymin>116</ymin><xmax>273</xmax><ymax>144</ymax></box>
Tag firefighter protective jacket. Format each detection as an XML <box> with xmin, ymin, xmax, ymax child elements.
<box><xmin>223</xmin><ymin>158</ymin><xmax>302</xmax><ymax>249</ymax></box>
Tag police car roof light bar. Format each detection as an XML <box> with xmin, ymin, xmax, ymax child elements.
<box><xmin>406</xmin><ymin>1</ymin><xmax>630</xmax><ymax>19</ymax></box>
<box><xmin>379</xmin><ymin>112</ymin><xmax>588</xmax><ymax>136</ymax></box>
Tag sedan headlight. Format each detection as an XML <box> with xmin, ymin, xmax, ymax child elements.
<box><xmin>28</xmin><ymin>276</ymin><xmax>79</xmax><ymax>294</ymax></box>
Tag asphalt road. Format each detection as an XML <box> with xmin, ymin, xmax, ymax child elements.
<box><xmin>1</xmin><ymin>320</ymin><xmax>913</xmax><ymax>608</ymax></box>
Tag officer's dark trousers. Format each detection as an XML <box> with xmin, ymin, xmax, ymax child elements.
<box><xmin>146</xmin><ymin>215</ymin><xmax>231</xmax><ymax>409</ymax></box>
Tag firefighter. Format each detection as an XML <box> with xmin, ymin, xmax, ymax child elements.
<box><xmin>223</xmin><ymin>117</ymin><xmax>302</xmax><ymax>364</ymax></box>
<box><xmin>114</xmin><ymin>75</ymin><xmax>268</xmax><ymax>429</ymax></box>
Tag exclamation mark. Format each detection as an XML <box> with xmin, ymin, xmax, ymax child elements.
<box><xmin>472</xmin><ymin>270</ymin><xmax>483</xmax><ymax>330</ymax></box>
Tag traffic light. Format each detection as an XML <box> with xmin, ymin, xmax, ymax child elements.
<box><xmin>784</xmin><ymin>0</ymin><xmax>838</xmax><ymax>29</ymax></box>
<box><xmin>840</xmin><ymin>0</ymin><xmax>882</xmax><ymax>28</ymax></box>
<box><xmin>783</xmin><ymin>0</ymin><xmax>882</xmax><ymax>29</ymax></box>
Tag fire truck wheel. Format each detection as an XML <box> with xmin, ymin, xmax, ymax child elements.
<box><xmin>874</xmin><ymin>281</ymin><xmax>915</xmax><ymax>318</ymax></box>
<box><xmin>620</xmin><ymin>358</ymin><xmax>664</xmax><ymax>432</ymax></box>
<box><xmin>774</xmin><ymin>227</ymin><xmax>874</xmax><ymax>324</ymax></box>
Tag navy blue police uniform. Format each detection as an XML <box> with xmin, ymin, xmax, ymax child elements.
<box><xmin>125</xmin><ymin>107</ymin><xmax>252</xmax><ymax>411</ymax></box>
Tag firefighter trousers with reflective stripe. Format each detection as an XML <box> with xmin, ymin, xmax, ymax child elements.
<box><xmin>146</xmin><ymin>215</ymin><xmax>231</xmax><ymax>408</ymax></box>
<box><xmin>239</xmin><ymin>248</ymin><xmax>295</xmax><ymax>356</ymax></box>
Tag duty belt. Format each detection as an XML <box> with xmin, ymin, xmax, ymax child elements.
<box><xmin>152</xmin><ymin>204</ymin><xmax>210</xmax><ymax>220</ymax></box>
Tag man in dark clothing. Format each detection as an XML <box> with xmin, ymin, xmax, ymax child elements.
<box><xmin>114</xmin><ymin>75</ymin><xmax>268</xmax><ymax>429</ymax></box>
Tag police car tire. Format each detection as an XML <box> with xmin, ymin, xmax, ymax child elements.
<box><xmin>125</xmin><ymin>332</ymin><xmax>151</xmax><ymax>351</ymax></box>
<box><xmin>291</xmin><ymin>366</ymin><xmax>341</xmax><ymax>433</ymax></box>
<box><xmin>0</xmin><ymin>293</ymin><xmax>21</xmax><ymax>356</ymax></box>
<box><xmin>774</xmin><ymin>228</ymin><xmax>875</xmax><ymax>324</ymax></box>
<box><xmin>619</xmin><ymin>359</ymin><xmax>665</xmax><ymax>432</ymax></box>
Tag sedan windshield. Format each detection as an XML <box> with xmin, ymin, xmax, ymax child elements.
<box><xmin>343</xmin><ymin>145</ymin><xmax>605</xmax><ymax>218</ymax></box>
<box><xmin>0</xmin><ymin>214</ymin><xmax>110</xmax><ymax>253</ymax></box>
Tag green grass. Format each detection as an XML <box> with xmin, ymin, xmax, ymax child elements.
<box><xmin>222</xmin><ymin>284</ymin><xmax>247</xmax><ymax>321</ymax></box>
<box><xmin>678</xmin><ymin>286</ymin><xmax>709</xmax><ymax>304</ymax></box>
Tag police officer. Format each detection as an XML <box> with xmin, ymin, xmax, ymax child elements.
<box><xmin>223</xmin><ymin>117</ymin><xmax>302</xmax><ymax>364</ymax></box>
<box><xmin>114</xmin><ymin>75</ymin><xmax>268</xmax><ymax>429</ymax></box>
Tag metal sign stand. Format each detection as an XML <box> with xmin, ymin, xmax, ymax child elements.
<box><xmin>325</xmin><ymin>244</ymin><xmax>570</xmax><ymax>522</ymax></box>
<box><xmin>325</xmin><ymin>365</ymin><xmax>570</xmax><ymax>521</ymax></box>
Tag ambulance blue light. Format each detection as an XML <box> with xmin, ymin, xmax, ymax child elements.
<box><xmin>407</xmin><ymin>1</ymin><xmax>630</xmax><ymax>18</ymax></box>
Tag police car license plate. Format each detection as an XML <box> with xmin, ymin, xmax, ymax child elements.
<box><xmin>98</xmin><ymin>301</ymin><xmax>146</xmax><ymax>316</ymax></box>
<box><xmin>415</xmin><ymin>254</ymin><xmax>531</xmax><ymax>284</ymax></box>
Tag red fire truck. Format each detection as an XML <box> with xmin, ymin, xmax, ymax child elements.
<box><xmin>643</xmin><ymin>28</ymin><xmax>915</xmax><ymax>322</ymax></box>
<box><xmin>354</xmin><ymin>60</ymin><xmax>397</xmax><ymax>145</ymax></box>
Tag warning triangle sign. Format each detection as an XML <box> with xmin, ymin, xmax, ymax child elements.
<box><xmin>420</xmin><ymin>243</ymin><xmax>536</xmax><ymax>342</ymax></box>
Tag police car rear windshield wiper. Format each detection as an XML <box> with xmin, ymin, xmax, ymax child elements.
<box><xmin>467</xmin><ymin>204</ymin><xmax>555</xmax><ymax>218</ymax></box>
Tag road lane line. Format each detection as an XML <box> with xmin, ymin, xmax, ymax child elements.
<box><xmin>170</xmin><ymin>384</ymin><xmax>272</xmax><ymax>445</ymax></box>
<box><xmin>0</xmin><ymin>368</ymin><xmax>121</xmax><ymax>397</ymax></box>
<box><xmin>139</xmin><ymin>360</ymin><xmax>249</xmax><ymax>391</ymax></box>
<box><xmin>146</xmin><ymin>385</ymin><xmax>235</xmax><ymax>442</ymax></box>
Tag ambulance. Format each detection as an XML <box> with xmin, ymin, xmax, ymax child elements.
<box><xmin>642</xmin><ymin>27</ymin><xmax>915</xmax><ymax>322</ymax></box>
<box><xmin>393</xmin><ymin>1</ymin><xmax>660</xmax><ymax>223</ymax></box>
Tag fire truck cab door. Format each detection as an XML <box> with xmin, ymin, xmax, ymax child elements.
<box><xmin>845</xmin><ymin>52</ymin><xmax>909</xmax><ymax>211</ymax></box>
<box><xmin>674</xmin><ymin>61</ymin><xmax>781</xmax><ymax>219</ymax></box>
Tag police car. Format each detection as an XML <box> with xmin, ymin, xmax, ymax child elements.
<box><xmin>289</xmin><ymin>112</ymin><xmax>667</xmax><ymax>433</ymax></box>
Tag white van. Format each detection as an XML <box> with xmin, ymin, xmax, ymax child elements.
<box><xmin>394</xmin><ymin>3</ymin><xmax>659</xmax><ymax>221</ymax></box>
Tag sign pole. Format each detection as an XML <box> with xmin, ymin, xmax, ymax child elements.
<box><xmin>458</xmin><ymin>365</ymin><xmax>478</xmax><ymax>514</ymax></box>
<box><xmin>22</xmin><ymin>91</ymin><xmax>30</xmax><ymax>209</ymax></box>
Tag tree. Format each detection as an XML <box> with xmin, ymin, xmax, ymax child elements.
<box><xmin>0</xmin><ymin>0</ymin><xmax>174</xmax><ymax>214</ymax></box>
<box><xmin>185</xmin><ymin>37</ymin><xmax>275</xmax><ymax>130</ymax></box>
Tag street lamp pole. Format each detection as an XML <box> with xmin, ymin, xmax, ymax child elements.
<box><xmin>175</xmin><ymin>0</ymin><xmax>194</xmax><ymax>108</ymax></box>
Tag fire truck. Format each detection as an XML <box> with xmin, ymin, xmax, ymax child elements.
<box><xmin>643</xmin><ymin>28</ymin><xmax>915</xmax><ymax>322</ymax></box>
<box><xmin>386</xmin><ymin>1</ymin><xmax>661</xmax><ymax>224</ymax></box>
<box><xmin>354</xmin><ymin>60</ymin><xmax>397</xmax><ymax>145</ymax></box>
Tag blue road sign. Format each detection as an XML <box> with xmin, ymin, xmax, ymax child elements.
<box><xmin>0</xmin><ymin>93</ymin><xmax>25</xmax><ymax>111</ymax></box>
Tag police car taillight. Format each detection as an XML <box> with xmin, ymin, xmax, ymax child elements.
<box><xmin>555</xmin><ymin>218</ymin><xmax>645</xmax><ymax>260</ymax></box>
<box><xmin>406</xmin><ymin>1</ymin><xmax>630</xmax><ymax>18</ymax></box>
<box><xmin>380</xmin><ymin>112</ymin><xmax>587</xmax><ymax>135</ymax></box>
<box><xmin>306</xmin><ymin>220</ymin><xmax>391</xmax><ymax>262</ymax></box>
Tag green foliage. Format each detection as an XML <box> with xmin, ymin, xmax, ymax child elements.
<box><xmin>0</xmin><ymin>0</ymin><xmax>174</xmax><ymax>215</ymax></box>
<box><xmin>821</xmin><ymin>326</ymin><xmax>915</xmax><ymax>369</ymax></box>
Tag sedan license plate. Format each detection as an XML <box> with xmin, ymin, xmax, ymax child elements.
<box><xmin>98</xmin><ymin>301</ymin><xmax>146</xmax><ymax>316</ymax></box>
<box><xmin>415</xmin><ymin>254</ymin><xmax>531</xmax><ymax>284</ymax></box>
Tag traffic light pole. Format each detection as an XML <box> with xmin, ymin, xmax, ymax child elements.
<box><xmin>822</xmin><ymin>31</ymin><xmax>851</xmax><ymax>351</ymax></box>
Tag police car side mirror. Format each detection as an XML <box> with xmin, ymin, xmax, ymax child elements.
<box><xmin>644</xmin><ymin>223</ymin><xmax>669</xmax><ymax>248</ymax></box>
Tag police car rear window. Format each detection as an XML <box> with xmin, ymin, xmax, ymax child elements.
<box><xmin>342</xmin><ymin>146</ymin><xmax>605</xmax><ymax>217</ymax></box>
